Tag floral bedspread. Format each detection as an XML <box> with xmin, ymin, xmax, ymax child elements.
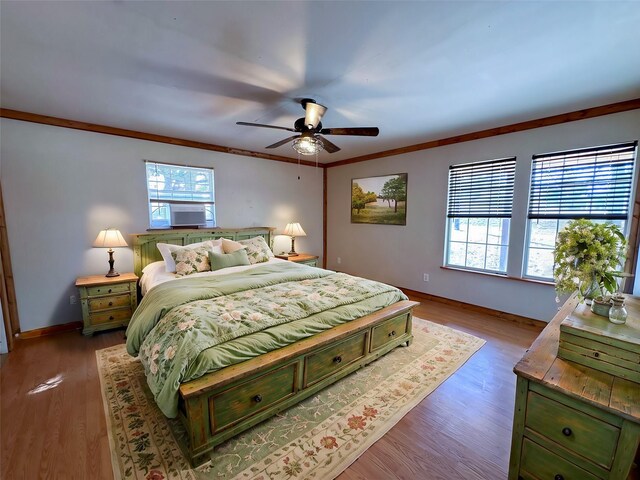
<box><xmin>126</xmin><ymin>262</ymin><xmax>405</xmax><ymax>417</ymax></box>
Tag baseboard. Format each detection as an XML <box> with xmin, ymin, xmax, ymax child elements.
<box><xmin>17</xmin><ymin>321</ymin><xmax>82</xmax><ymax>339</ymax></box>
<box><xmin>400</xmin><ymin>287</ymin><xmax>547</xmax><ymax>329</ymax></box>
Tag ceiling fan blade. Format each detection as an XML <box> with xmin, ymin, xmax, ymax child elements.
<box><xmin>236</xmin><ymin>121</ymin><xmax>296</xmax><ymax>132</ymax></box>
<box><xmin>319</xmin><ymin>127</ymin><xmax>379</xmax><ymax>136</ymax></box>
<box><xmin>265</xmin><ymin>135</ymin><xmax>300</xmax><ymax>149</ymax></box>
<box><xmin>316</xmin><ymin>135</ymin><xmax>341</xmax><ymax>154</ymax></box>
<box><xmin>304</xmin><ymin>101</ymin><xmax>327</xmax><ymax>129</ymax></box>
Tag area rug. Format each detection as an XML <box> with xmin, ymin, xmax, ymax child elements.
<box><xmin>97</xmin><ymin>317</ymin><xmax>485</xmax><ymax>480</ymax></box>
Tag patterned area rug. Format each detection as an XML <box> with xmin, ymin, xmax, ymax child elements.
<box><xmin>97</xmin><ymin>317</ymin><xmax>485</xmax><ymax>480</ymax></box>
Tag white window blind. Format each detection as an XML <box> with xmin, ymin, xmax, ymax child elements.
<box><xmin>528</xmin><ymin>142</ymin><xmax>637</xmax><ymax>220</ymax></box>
<box><xmin>145</xmin><ymin>161</ymin><xmax>216</xmax><ymax>228</ymax></box>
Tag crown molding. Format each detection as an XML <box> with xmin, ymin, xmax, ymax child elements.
<box><xmin>325</xmin><ymin>98</ymin><xmax>640</xmax><ymax>168</ymax></box>
<box><xmin>0</xmin><ymin>108</ymin><xmax>321</xmax><ymax>168</ymax></box>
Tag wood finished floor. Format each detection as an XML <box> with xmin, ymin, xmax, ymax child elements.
<box><xmin>0</xmin><ymin>297</ymin><xmax>542</xmax><ymax>480</ymax></box>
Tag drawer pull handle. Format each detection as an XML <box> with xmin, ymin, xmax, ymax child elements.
<box><xmin>108</xmin><ymin>301</ymin><xmax>113</xmax><ymax>306</ymax></box>
<box><xmin>388</xmin><ymin>330</ymin><xmax>396</xmax><ymax>337</ymax></box>
<box><xmin>554</xmin><ymin>475</ymin><xmax>564</xmax><ymax>480</ymax></box>
<box><xmin>562</xmin><ymin>427</ymin><xmax>572</xmax><ymax>437</ymax></box>
<box><xmin>593</xmin><ymin>352</ymin><xmax>600</xmax><ymax>358</ymax></box>
<box><xmin>109</xmin><ymin>315</ymin><xmax>114</xmax><ymax>320</ymax></box>
<box><xmin>333</xmin><ymin>355</ymin><xmax>342</xmax><ymax>364</ymax></box>
<box><xmin>253</xmin><ymin>394</ymin><xmax>263</xmax><ymax>403</ymax></box>
<box><xmin>108</xmin><ymin>289</ymin><xmax>112</xmax><ymax>293</ymax></box>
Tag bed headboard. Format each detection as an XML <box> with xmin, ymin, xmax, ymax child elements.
<box><xmin>131</xmin><ymin>227</ymin><xmax>276</xmax><ymax>277</ymax></box>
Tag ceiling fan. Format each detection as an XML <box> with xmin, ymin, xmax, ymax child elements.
<box><xmin>236</xmin><ymin>98</ymin><xmax>379</xmax><ymax>155</ymax></box>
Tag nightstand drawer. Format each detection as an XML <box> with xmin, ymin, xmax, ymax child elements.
<box><xmin>370</xmin><ymin>314</ymin><xmax>409</xmax><ymax>351</ymax></box>
<box><xmin>88</xmin><ymin>293</ymin><xmax>131</xmax><ymax>312</ymax></box>
<box><xmin>304</xmin><ymin>331</ymin><xmax>367</xmax><ymax>387</ymax></box>
<box><xmin>89</xmin><ymin>308</ymin><xmax>132</xmax><ymax>325</ymax></box>
<box><xmin>521</xmin><ymin>438</ymin><xmax>599</xmax><ymax>480</ymax></box>
<box><xmin>86</xmin><ymin>283</ymin><xmax>131</xmax><ymax>296</ymax></box>
<box><xmin>525</xmin><ymin>391</ymin><xmax>620</xmax><ymax>468</ymax></box>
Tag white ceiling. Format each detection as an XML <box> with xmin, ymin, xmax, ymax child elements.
<box><xmin>2</xmin><ymin>1</ymin><xmax>640</xmax><ymax>163</ymax></box>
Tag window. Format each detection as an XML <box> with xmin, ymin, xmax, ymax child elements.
<box><xmin>145</xmin><ymin>161</ymin><xmax>216</xmax><ymax>229</ymax></box>
<box><xmin>445</xmin><ymin>157</ymin><xmax>516</xmax><ymax>273</ymax></box>
<box><xmin>524</xmin><ymin>141</ymin><xmax>637</xmax><ymax>279</ymax></box>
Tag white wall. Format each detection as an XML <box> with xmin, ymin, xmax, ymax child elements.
<box><xmin>0</xmin><ymin>119</ymin><xmax>323</xmax><ymax>332</ymax></box>
<box><xmin>327</xmin><ymin>110</ymin><xmax>640</xmax><ymax>322</ymax></box>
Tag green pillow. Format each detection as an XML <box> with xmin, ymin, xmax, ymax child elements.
<box><xmin>208</xmin><ymin>249</ymin><xmax>251</xmax><ymax>271</ymax></box>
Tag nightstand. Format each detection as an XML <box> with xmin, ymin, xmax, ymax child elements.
<box><xmin>275</xmin><ymin>253</ymin><xmax>319</xmax><ymax>267</ymax></box>
<box><xmin>75</xmin><ymin>273</ymin><xmax>138</xmax><ymax>336</ymax></box>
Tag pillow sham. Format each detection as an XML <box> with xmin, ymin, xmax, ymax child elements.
<box><xmin>221</xmin><ymin>238</ymin><xmax>246</xmax><ymax>254</ymax></box>
<box><xmin>157</xmin><ymin>239</ymin><xmax>222</xmax><ymax>272</ymax></box>
<box><xmin>172</xmin><ymin>246</ymin><xmax>212</xmax><ymax>277</ymax></box>
<box><xmin>142</xmin><ymin>260</ymin><xmax>166</xmax><ymax>275</ymax></box>
<box><xmin>208</xmin><ymin>249</ymin><xmax>251</xmax><ymax>271</ymax></box>
<box><xmin>238</xmin><ymin>236</ymin><xmax>274</xmax><ymax>264</ymax></box>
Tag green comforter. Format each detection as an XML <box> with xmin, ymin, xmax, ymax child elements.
<box><xmin>126</xmin><ymin>262</ymin><xmax>407</xmax><ymax>418</ymax></box>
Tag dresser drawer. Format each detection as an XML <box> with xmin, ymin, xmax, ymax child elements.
<box><xmin>89</xmin><ymin>307</ymin><xmax>132</xmax><ymax>325</ymax></box>
<box><xmin>210</xmin><ymin>362</ymin><xmax>297</xmax><ymax>433</ymax></box>
<box><xmin>521</xmin><ymin>438</ymin><xmax>599</xmax><ymax>480</ymax></box>
<box><xmin>86</xmin><ymin>282</ymin><xmax>132</xmax><ymax>296</ymax></box>
<box><xmin>525</xmin><ymin>391</ymin><xmax>620</xmax><ymax>469</ymax></box>
<box><xmin>88</xmin><ymin>293</ymin><xmax>131</xmax><ymax>312</ymax></box>
<box><xmin>304</xmin><ymin>331</ymin><xmax>367</xmax><ymax>387</ymax></box>
<box><xmin>370</xmin><ymin>314</ymin><xmax>409</xmax><ymax>351</ymax></box>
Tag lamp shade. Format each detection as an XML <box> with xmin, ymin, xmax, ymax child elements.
<box><xmin>283</xmin><ymin>223</ymin><xmax>307</xmax><ymax>237</ymax></box>
<box><xmin>93</xmin><ymin>228</ymin><xmax>128</xmax><ymax>248</ymax></box>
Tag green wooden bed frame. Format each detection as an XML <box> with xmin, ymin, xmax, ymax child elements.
<box><xmin>131</xmin><ymin>227</ymin><xmax>418</xmax><ymax>466</ymax></box>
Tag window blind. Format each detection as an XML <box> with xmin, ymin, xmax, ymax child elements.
<box><xmin>528</xmin><ymin>141</ymin><xmax>637</xmax><ymax>220</ymax></box>
<box><xmin>447</xmin><ymin>157</ymin><xmax>516</xmax><ymax>218</ymax></box>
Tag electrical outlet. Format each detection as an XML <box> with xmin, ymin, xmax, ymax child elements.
<box><xmin>423</xmin><ymin>273</ymin><xmax>429</xmax><ymax>282</ymax></box>
<box><xmin>337</xmin><ymin>257</ymin><xmax>342</xmax><ymax>264</ymax></box>
<box><xmin>69</xmin><ymin>295</ymin><xmax>77</xmax><ymax>305</ymax></box>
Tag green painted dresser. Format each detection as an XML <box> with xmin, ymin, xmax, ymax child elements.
<box><xmin>76</xmin><ymin>272</ymin><xmax>138</xmax><ymax>336</ymax></box>
<box><xmin>509</xmin><ymin>295</ymin><xmax>640</xmax><ymax>480</ymax></box>
<box><xmin>275</xmin><ymin>253</ymin><xmax>319</xmax><ymax>267</ymax></box>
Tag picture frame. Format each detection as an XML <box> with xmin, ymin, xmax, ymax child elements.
<box><xmin>351</xmin><ymin>173</ymin><xmax>407</xmax><ymax>225</ymax></box>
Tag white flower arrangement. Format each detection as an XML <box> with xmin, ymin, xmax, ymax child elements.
<box><xmin>553</xmin><ymin>219</ymin><xmax>627</xmax><ymax>301</ymax></box>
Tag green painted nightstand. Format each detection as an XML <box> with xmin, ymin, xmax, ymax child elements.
<box><xmin>75</xmin><ymin>272</ymin><xmax>138</xmax><ymax>336</ymax></box>
<box><xmin>275</xmin><ymin>253</ymin><xmax>319</xmax><ymax>267</ymax></box>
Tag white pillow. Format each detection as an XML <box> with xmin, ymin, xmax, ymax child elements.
<box><xmin>222</xmin><ymin>238</ymin><xmax>246</xmax><ymax>254</ymax></box>
<box><xmin>142</xmin><ymin>260</ymin><xmax>166</xmax><ymax>275</ymax></box>
<box><xmin>157</xmin><ymin>239</ymin><xmax>223</xmax><ymax>273</ymax></box>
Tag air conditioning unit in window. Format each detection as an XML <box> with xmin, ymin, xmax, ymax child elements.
<box><xmin>170</xmin><ymin>204</ymin><xmax>207</xmax><ymax>228</ymax></box>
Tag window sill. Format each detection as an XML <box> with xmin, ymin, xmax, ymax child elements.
<box><xmin>440</xmin><ymin>266</ymin><xmax>555</xmax><ymax>286</ymax></box>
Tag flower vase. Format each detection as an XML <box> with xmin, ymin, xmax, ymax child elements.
<box><xmin>590</xmin><ymin>296</ymin><xmax>612</xmax><ymax>317</ymax></box>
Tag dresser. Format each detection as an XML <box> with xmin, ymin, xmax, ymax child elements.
<box><xmin>275</xmin><ymin>253</ymin><xmax>319</xmax><ymax>267</ymax></box>
<box><xmin>75</xmin><ymin>273</ymin><xmax>138</xmax><ymax>336</ymax></box>
<box><xmin>508</xmin><ymin>295</ymin><xmax>640</xmax><ymax>480</ymax></box>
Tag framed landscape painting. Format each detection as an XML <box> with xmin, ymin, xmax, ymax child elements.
<box><xmin>351</xmin><ymin>173</ymin><xmax>407</xmax><ymax>225</ymax></box>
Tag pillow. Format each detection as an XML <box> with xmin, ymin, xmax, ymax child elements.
<box><xmin>157</xmin><ymin>239</ymin><xmax>223</xmax><ymax>272</ymax></box>
<box><xmin>172</xmin><ymin>246</ymin><xmax>212</xmax><ymax>277</ymax></box>
<box><xmin>142</xmin><ymin>260</ymin><xmax>166</xmax><ymax>275</ymax></box>
<box><xmin>238</xmin><ymin>236</ymin><xmax>274</xmax><ymax>264</ymax></box>
<box><xmin>208</xmin><ymin>249</ymin><xmax>251</xmax><ymax>271</ymax></box>
<box><xmin>221</xmin><ymin>238</ymin><xmax>246</xmax><ymax>254</ymax></box>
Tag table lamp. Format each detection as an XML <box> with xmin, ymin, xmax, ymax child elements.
<box><xmin>283</xmin><ymin>223</ymin><xmax>306</xmax><ymax>256</ymax></box>
<box><xmin>93</xmin><ymin>228</ymin><xmax>128</xmax><ymax>277</ymax></box>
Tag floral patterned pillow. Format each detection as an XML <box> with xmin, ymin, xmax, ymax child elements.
<box><xmin>238</xmin><ymin>236</ymin><xmax>274</xmax><ymax>264</ymax></box>
<box><xmin>171</xmin><ymin>246</ymin><xmax>211</xmax><ymax>277</ymax></box>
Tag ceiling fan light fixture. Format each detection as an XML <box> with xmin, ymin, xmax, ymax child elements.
<box><xmin>292</xmin><ymin>136</ymin><xmax>323</xmax><ymax>156</ymax></box>
<box><xmin>304</xmin><ymin>101</ymin><xmax>327</xmax><ymax>129</ymax></box>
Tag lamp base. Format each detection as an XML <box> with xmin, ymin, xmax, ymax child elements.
<box><xmin>288</xmin><ymin>237</ymin><xmax>299</xmax><ymax>256</ymax></box>
<box><xmin>105</xmin><ymin>248</ymin><xmax>120</xmax><ymax>277</ymax></box>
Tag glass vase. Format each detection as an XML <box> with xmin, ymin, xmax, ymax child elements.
<box><xmin>608</xmin><ymin>296</ymin><xmax>627</xmax><ymax>325</ymax></box>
